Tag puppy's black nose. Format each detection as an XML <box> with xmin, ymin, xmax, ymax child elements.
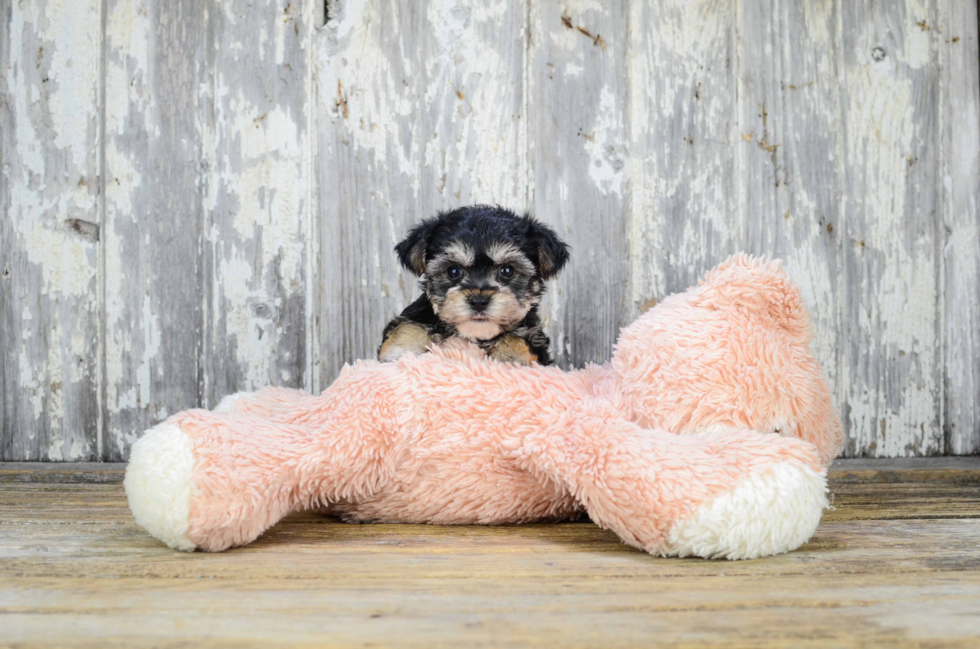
<box><xmin>467</xmin><ymin>293</ymin><xmax>493</xmax><ymax>312</ymax></box>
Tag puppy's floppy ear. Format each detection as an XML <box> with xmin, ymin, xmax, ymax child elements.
<box><xmin>395</xmin><ymin>217</ymin><xmax>440</xmax><ymax>275</ymax></box>
<box><xmin>526</xmin><ymin>217</ymin><xmax>570</xmax><ymax>280</ymax></box>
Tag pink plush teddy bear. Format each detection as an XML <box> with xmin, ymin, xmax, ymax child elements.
<box><xmin>125</xmin><ymin>255</ymin><xmax>842</xmax><ymax>559</ymax></box>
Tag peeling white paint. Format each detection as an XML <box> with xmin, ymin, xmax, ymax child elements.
<box><xmin>221</xmin><ymin>101</ymin><xmax>305</xmax><ymax>286</ymax></box>
<box><xmin>942</xmin><ymin>0</ymin><xmax>980</xmax><ymax>456</ymax></box>
<box><xmin>421</xmin><ymin>0</ymin><xmax>527</xmax><ymax>209</ymax></box>
<box><xmin>4</xmin><ymin>0</ymin><xmax>979</xmax><ymax>461</ymax></box>
<box><xmin>207</xmin><ymin>0</ymin><xmax>312</xmax><ymax>403</ymax></box>
<box><xmin>3</xmin><ymin>0</ymin><xmax>101</xmax><ymax>460</ymax></box>
<box><xmin>840</xmin><ymin>2</ymin><xmax>943</xmax><ymax>456</ymax></box>
<box><xmin>630</xmin><ymin>0</ymin><xmax>736</xmax><ymax>308</ymax></box>
<box><xmin>44</xmin><ymin>1</ymin><xmax>102</xmax><ymax>169</ymax></box>
<box><xmin>585</xmin><ymin>87</ymin><xmax>628</xmax><ymax>196</ymax></box>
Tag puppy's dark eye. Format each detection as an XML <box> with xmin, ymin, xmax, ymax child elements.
<box><xmin>447</xmin><ymin>266</ymin><xmax>463</xmax><ymax>279</ymax></box>
<box><xmin>498</xmin><ymin>265</ymin><xmax>514</xmax><ymax>279</ymax></box>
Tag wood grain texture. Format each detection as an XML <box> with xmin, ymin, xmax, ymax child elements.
<box><xmin>2</xmin><ymin>461</ymin><xmax>980</xmax><ymax>648</ymax></box>
<box><xmin>204</xmin><ymin>0</ymin><xmax>314</xmax><ymax>404</ymax></box>
<box><xmin>1</xmin><ymin>0</ymin><xmax>102</xmax><ymax>461</ymax></box>
<box><xmin>315</xmin><ymin>0</ymin><xmax>425</xmax><ymax>384</ymax></box>
<box><xmin>3</xmin><ymin>0</ymin><xmax>980</xmax><ymax>459</ymax></box>
<box><xmin>418</xmin><ymin>0</ymin><xmax>528</xmax><ymax>213</ymax></box>
<box><xmin>838</xmin><ymin>0</ymin><xmax>944</xmax><ymax>457</ymax></box>
<box><xmin>941</xmin><ymin>0</ymin><xmax>980</xmax><ymax>455</ymax></box>
<box><xmin>101</xmin><ymin>0</ymin><xmax>209</xmax><ymax>460</ymax></box>
<box><xmin>2</xmin><ymin>572</ymin><xmax>979</xmax><ymax>649</ymax></box>
<box><xmin>629</xmin><ymin>0</ymin><xmax>737</xmax><ymax>307</ymax></box>
<box><xmin>734</xmin><ymin>0</ymin><xmax>842</xmax><ymax>400</ymax></box>
<box><xmin>530</xmin><ymin>0</ymin><xmax>631</xmax><ymax>367</ymax></box>
<box><xmin>0</xmin><ymin>462</ymin><xmax>125</xmax><ymax>484</ymax></box>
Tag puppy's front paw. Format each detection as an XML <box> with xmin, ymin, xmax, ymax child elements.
<box><xmin>488</xmin><ymin>335</ymin><xmax>538</xmax><ymax>365</ymax></box>
<box><xmin>379</xmin><ymin>322</ymin><xmax>432</xmax><ymax>362</ymax></box>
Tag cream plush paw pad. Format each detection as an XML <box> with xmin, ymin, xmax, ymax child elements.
<box><xmin>663</xmin><ymin>461</ymin><xmax>828</xmax><ymax>560</ymax></box>
<box><xmin>124</xmin><ymin>422</ymin><xmax>197</xmax><ymax>552</ymax></box>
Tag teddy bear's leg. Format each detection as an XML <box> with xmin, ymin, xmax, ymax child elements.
<box><xmin>125</xmin><ymin>364</ymin><xmax>412</xmax><ymax>552</ymax></box>
<box><xmin>126</xmin><ymin>412</ymin><xmax>335</xmax><ymax>552</ymax></box>
<box><xmin>520</xmin><ymin>417</ymin><xmax>828</xmax><ymax>560</ymax></box>
<box><xmin>213</xmin><ymin>386</ymin><xmax>312</xmax><ymax>417</ymax></box>
<box><xmin>212</xmin><ymin>391</ymin><xmax>254</xmax><ymax>413</ymax></box>
<box><xmin>124</xmin><ymin>420</ymin><xmax>198</xmax><ymax>551</ymax></box>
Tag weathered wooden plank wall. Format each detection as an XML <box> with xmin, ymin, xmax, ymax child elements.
<box><xmin>2</xmin><ymin>0</ymin><xmax>103</xmax><ymax>460</ymax></box>
<box><xmin>205</xmin><ymin>0</ymin><xmax>313</xmax><ymax>417</ymax></box>
<box><xmin>2</xmin><ymin>0</ymin><xmax>978</xmax><ymax>460</ymax></box>
<box><xmin>102</xmin><ymin>0</ymin><xmax>207</xmax><ymax>461</ymax></box>
<box><xmin>530</xmin><ymin>1</ymin><xmax>632</xmax><ymax>365</ymax></box>
<box><xmin>943</xmin><ymin>0</ymin><xmax>980</xmax><ymax>455</ymax></box>
<box><xmin>840</xmin><ymin>0</ymin><xmax>945</xmax><ymax>458</ymax></box>
<box><xmin>317</xmin><ymin>1</ymin><xmax>423</xmax><ymax>383</ymax></box>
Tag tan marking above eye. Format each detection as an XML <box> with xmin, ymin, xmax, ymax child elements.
<box><xmin>486</xmin><ymin>241</ymin><xmax>522</xmax><ymax>263</ymax></box>
<box><xmin>487</xmin><ymin>242</ymin><xmax>535</xmax><ymax>274</ymax></box>
<box><xmin>442</xmin><ymin>240</ymin><xmax>476</xmax><ymax>266</ymax></box>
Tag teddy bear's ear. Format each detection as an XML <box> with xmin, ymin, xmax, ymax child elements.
<box><xmin>697</xmin><ymin>254</ymin><xmax>813</xmax><ymax>344</ymax></box>
<box><xmin>395</xmin><ymin>217</ymin><xmax>442</xmax><ymax>275</ymax></box>
<box><xmin>524</xmin><ymin>215</ymin><xmax>570</xmax><ymax>280</ymax></box>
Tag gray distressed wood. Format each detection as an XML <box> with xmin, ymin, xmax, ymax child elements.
<box><xmin>101</xmin><ymin>0</ymin><xmax>314</xmax><ymax>461</ymax></box>
<box><xmin>315</xmin><ymin>1</ymin><xmax>425</xmax><ymax>385</ymax></box>
<box><xmin>101</xmin><ymin>0</ymin><xmax>209</xmax><ymax>460</ymax></box>
<box><xmin>942</xmin><ymin>0</ymin><xmax>980</xmax><ymax>455</ymax></box>
<box><xmin>734</xmin><ymin>0</ymin><xmax>842</xmax><ymax>440</ymax></box>
<box><xmin>529</xmin><ymin>0</ymin><xmax>631</xmax><ymax>367</ymax></box>
<box><xmin>1</xmin><ymin>0</ymin><xmax>102</xmax><ymax>460</ymax></box>
<box><xmin>418</xmin><ymin>0</ymin><xmax>528</xmax><ymax>214</ymax></box>
<box><xmin>2</xmin><ymin>0</ymin><xmax>980</xmax><ymax>460</ymax></box>
<box><xmin>839</xmin><ymin>0</ymin><xmax>944</xmax><ymax>457</ymax></box>
<box><xmin>629</xmin><ymin>0</ymin><xmax>738</xmax><ymax>307</ymax></box>
<box><xmin>204</xmin><ymin>0</ymin><xmax>314</xmax><ymax>405</ymax></box>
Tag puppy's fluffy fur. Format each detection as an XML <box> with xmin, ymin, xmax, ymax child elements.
<box><xmin>379</xmin><ymin>205</ymin><xmax>569</xmax><ymax>365</ymax></box>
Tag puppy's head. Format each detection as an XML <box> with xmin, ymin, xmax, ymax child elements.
<box><xmin>395</xmin><ymin>205</ymin><xmax>569</xmax><ymax>340</ymax></box>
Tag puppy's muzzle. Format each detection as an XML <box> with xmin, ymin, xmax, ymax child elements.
<box><xmin>466</xmin><ymin>291</ymin><xmax>494</xmax><ymax>313</ymax></box>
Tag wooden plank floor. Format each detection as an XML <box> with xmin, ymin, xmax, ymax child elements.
<box><xmin>2</xmin><ymin>459</ymin><xmax>980</xmax><ymax>648</ymax></box>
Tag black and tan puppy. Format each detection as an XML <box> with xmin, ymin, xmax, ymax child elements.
<box><xmin>379</xmin><ymin>205</ymin><xmax>569</xmax><ymax>365</ymax></box>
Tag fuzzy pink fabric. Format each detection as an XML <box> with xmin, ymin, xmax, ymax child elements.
<box><xmin>157</xmin><ymin>255</ymin><xmax>842</xmax><ymax>552</ymax></box>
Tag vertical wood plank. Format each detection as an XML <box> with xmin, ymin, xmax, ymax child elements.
<box><xmin>1</xmin><ymin>0</ymin><xmax>102</xmax><ymax>460</ymax></box>
<box><xmin>734</xmin><ymin>0</ymin><xmax>842</xmax><ymax>431</ymax></box>
<box><xmin>839</xmin><ymin>0</ymin><xmax>943</xmax><ymax>456</ymax></box>
<box><xmin>205</xmin><ymin>0</ymin><xmax>314</xmax><ymax>404</ymax></box>
<box><xmin>630</xmin><ymin>0</ymin><xmax>737</xmax><ymax>310</ymax></box>
<box><xmin>316</xmin><ymin>1</ymin><xmax>424</xmax><ymax>384</ymax></box>
<box><xmin>418</xmin><ymin>0</ymin><xmax>528</xmax><ymax>213</ymax></box>
<box><xmin>941</xmin><ymin>0</ymin><xmax>980</xmax><ymax>455</ymax></box>
<box><xmin>529</xmin><ymin>0</ymin><xmax>631</xmax><ymax>367</ymax></box>
<box><xmin>2</xmin><ymin>0</ymin><xmax>976</xmax><ymax>460</ymax></box>
<box><xmin>101</xmin><ymin>0</ymin><xmax>208</xmax><ymax>460</ymax></box>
